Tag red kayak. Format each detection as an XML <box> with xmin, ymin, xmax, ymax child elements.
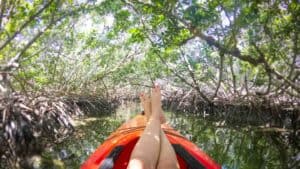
<box><xmin>81</xmin><ymin>115</ymin><xmax>221</xmax><ymax>169</ymax></box>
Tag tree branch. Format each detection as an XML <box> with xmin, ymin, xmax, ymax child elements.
<box><xmin>252</xmin><ymin>42</ymin><xmax>300</xmax><ymax>93</ymax></box>
<box><xmin>213</xmin><ymin>52</ymin><xmax>224</xmax><ymax>98</ymax></box>
<box><xmin>0</xmin><ymin>0</ymin><xmax>7</xmax><ymax>30</ymax></box>
<box><xmin>0</xmin><ymin>0</ymin><xmax>54</xmax><ymax>51</ymax></box>
<box><xmin>156</xmin><ymin>49</ymin><xmax>211</xmax><ymax>103</ymax></box>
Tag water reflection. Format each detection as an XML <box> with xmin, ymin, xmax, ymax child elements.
<box><xmin>41</xmin><ymin>116</ymin><xmax>123</xmax><ymax>168</ymax></box>
<box><xmin>168</xmin><ymin>113</ymin><xmax>298</xmax><ymax>169</ymax></box>
<box><xmin>41</xmin><ymin>103</ymin><xmax>298</xmax><ymax>169</ymax></box>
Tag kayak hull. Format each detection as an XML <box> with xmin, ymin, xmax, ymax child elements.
<box><xmin>81</xmin><ymin>115</ymin><xmax>220</xmax><ymax>169</ymax></box>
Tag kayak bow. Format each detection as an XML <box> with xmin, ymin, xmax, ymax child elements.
<box><xmin>81</xmin><ymin>115</ymin><xmax>220</xmax><ymax>169</ymax></box>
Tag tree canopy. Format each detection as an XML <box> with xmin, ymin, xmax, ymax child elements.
<box><xmin>0</xmin><ymin>1</ymin><xmax>299</xmax><ymax>168</ymax></box>
<box><xmin>0</xmin><ymin>0</ymin><xmax>299</xmax><ymax>103</ymax></box>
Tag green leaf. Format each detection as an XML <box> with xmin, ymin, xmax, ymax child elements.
<box><xmin>128</xmin><ymin>28</ymin><xmax>145</xmax><ymax>43</ymax></box>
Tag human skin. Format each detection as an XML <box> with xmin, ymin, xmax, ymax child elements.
<box><xmin>127</xmin><ymin>86</ymin><xmax>179</xmax><ymax>169</ymax></box>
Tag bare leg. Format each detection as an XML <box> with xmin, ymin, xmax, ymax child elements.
<box><xmin>154</xmin><ymin>86</ymin><xmax>179</xmax><ymax>169</ymax></box>
<box><xmin>127</xmin><ymin>92</ymin><xmax>161</xmax><ymax>169</ymax></box>
<box><xmin>157</xmin><ymin>130</ymin><xmax>179</xmax><ymax>169</ymax></box>
<box><xmin>141</xmin><ymin>93</ymin><xmax>165</xmax><ymax>123</ymax></box>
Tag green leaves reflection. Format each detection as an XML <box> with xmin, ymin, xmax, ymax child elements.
<box><xmin>168</xmin><ymin>113</ymin><xmax>295</xmax><ymax>169</ymax></box>
<box><xmin>42</xmin><ymin>116</ymin><xmax>123</xmax><ymax>168</ymax></box>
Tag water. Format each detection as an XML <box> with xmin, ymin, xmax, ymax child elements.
<box><xmin>41</xmin><ymin>103</ymin><xmax>299</xmax><ymax>169</ymax></box>
<box><xmin>168</xmin><ymin>113</ymin><xmax>298</xmax><ymax>169</ymax></box>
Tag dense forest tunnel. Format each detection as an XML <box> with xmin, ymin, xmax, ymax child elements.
<box><xmin>0</xmin><ymin>0</ymin><xmax>299</xmax><ymax>168</ymax></box>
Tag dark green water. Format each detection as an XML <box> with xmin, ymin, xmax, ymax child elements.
<box><xmin>40</xmin><ymin>103</ymin><xmax>299</xmax><ymax>169</ymax></box>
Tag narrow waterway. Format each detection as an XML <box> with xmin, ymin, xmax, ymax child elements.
<box><xmin>41</xmin><ymin>102</ymin><xmax>299</xmax><ymax>169</ymax></box>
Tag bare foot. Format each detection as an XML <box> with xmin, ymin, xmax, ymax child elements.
<box><xmin>150</xmin><ymin>86</ymin><xmax>167</xmax><ymax>123</ymax></box>
<box><xmin>150</xmin><ymin>85</ymin><xmax>161</xmax><ymax>121</ymax></box>
<box><xmin>140</xmin><ymin>93</ymin><xmax>151</xmax><ymax>120</ymax></box>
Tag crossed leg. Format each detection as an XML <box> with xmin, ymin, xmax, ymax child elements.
<box><xmin>152</xmin><ymin>86</ymin><xmax>179</xmax><ymax>169</ymax></box>
<box><xmin>127</xmin><ymin>86</ymin><xmax>179</xmax><ymax>169</ymax></box>
<box><xmin>127</xmin><ymin>92</ymin><xmax>161</xmax><ymax>169</ymax></box>
<box><xmin>157</xmin><ymin>130</ymin><xmax>179</xmax><ymax>169</ymax></box>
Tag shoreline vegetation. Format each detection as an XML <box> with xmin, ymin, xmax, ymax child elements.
<box><xmin>0</xmin><ymin>89</ymin><xmax>298</xmax><ymax>168</ymax></box>
<box><xmin>0</xmin><ymin>0</ymin><xmax>299</xmax><ymax>168</ymax></box>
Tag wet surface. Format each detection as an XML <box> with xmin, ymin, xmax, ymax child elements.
<box><xmin>40</xmin><ymin>103</ymin><xmax>299</xmax><ymax>169</ymax></box>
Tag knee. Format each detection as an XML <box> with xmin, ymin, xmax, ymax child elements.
<box><xmin>157</xmin><ymin>161</ymin><xmax>179</xmax><ymax>169</ymax></box>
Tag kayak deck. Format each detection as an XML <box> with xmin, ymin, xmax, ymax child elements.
<box><xmin>81</xmin><ymin>115</ymin><xmax>220</xmax><ymax>169</ymax></box>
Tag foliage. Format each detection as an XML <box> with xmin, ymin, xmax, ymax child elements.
<box><xmin>1</xmin><ymin>1</ymin><xmax>299</xmax><ymax>168</ymax></box>
<box><xmin>0</xmin><ymin>0</ymin><xmax>299</xmax><ymax>100</ymax></box>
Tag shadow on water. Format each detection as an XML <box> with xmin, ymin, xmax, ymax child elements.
<box><xmin>40</xmin><ymin>102</ymin><xmax>298</xmax><ymax>169</ymax></box>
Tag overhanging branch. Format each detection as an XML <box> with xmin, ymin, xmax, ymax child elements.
<box><xmin>0</xmin><ymin>0</ymin><xmax>55</xmax><ymax>51</ymax></box>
